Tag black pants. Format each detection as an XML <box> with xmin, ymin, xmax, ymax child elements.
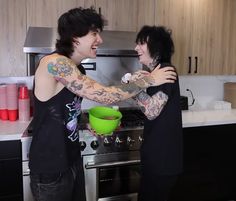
<box><xmin>30</xmin><ymin>161</ymin><xmax>86</xmax><ymax>201</ymax></box>
<box><xmin>138</xmin><ymin>174</ymin><xmax>178</xmax><ymax>201</ymax></box>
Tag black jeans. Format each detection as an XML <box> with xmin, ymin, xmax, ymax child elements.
<box><xmin>30</xmin><ymin>162</ymin><xmax>86</xmax><ymax>201</ymax></box>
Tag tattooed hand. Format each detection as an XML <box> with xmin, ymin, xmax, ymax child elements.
<box><xmin>150</xmin><ymin>64</ymin><xmax>177</xmax><ymax>86</ymax></box>
<box><xmin>128</xmin><ymin>70</ymin><xmax>150</xmax><ymax>82</ymax></box>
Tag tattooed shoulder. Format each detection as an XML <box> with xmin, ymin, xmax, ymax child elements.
<box><xmin>47</xmin><ymin>57</ymin><xmax>76</xmax><ymax>77</ymax></box>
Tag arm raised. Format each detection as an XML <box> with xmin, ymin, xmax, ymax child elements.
<box><xmin>47</xmin><ymin>56</ymin><xmax>175</xmax><ymax>104</ymax></box>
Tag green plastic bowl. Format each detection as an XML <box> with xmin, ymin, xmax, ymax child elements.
<box><xmin>88</xmin><ymin>106</ymin><xmax>122</xmax><ymax>135</ymax></box>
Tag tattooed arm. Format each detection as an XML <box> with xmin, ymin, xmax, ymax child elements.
<box><xmin>133</xmin><ymin>91</ymin><xmax>168</xmax><ymax>120</ymax></box>
<box><xmin>125</xmin><ymin>70</ymin><xmax>168</xmax><ymax>120</ymax></box>
<box><xmin>46</xmin><ymin>56</ymin><xmax>175</xmax><ymax>104</ymax></box>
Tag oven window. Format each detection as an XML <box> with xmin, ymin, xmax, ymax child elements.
<box><xmin>98</xmin><ymin>165</ymin><xmax>140</xmax><ymax>198</ymax></box>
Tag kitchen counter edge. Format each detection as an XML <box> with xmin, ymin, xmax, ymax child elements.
<box><xmin>1</xmin><ymin>109</ymin><xmax>236</xmax><ymax>141</ymax></box>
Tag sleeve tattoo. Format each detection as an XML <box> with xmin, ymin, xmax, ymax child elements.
<box><xmin>47</xmin><ymin>57</ymin><xmax>156</xmax><ymax>104</ymax></box>
<box><xmin>133</xmin><ymin>90</ymin><xmax>168</xmax><ymax>120</ymax></box>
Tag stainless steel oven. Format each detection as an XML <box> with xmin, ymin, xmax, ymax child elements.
<box><xmin>21</xmin><ymin>130</ymin><xmax>34</xmax><ymax>201</ymax></box>
<box><xmin>83</xmin><ymin>151</ymin><xmax>140</xmax><ymax>201</ymax></box>
<box><xmin>79</xmin><ymin>109</ymin><xmax>145</xmax><ymax>201</ymax></box>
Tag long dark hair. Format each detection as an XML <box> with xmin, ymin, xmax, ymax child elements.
<box><xmin>56</xmin><ymin>7</ymin><xmax>104</xmax><ymax>57</ymax></box>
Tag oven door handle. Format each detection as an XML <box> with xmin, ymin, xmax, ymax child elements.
<box><xmin>85</xmin><ymin>159</ymin><xmax>140</xmax><ymax>169</ymax></box>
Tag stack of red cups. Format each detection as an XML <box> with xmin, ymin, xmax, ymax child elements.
<box><xmin>6</xmin><ymin>83</ymin><xmax>18</xmax><ymax>121</ymax></box>
<box><xmin>0</xmin><ymin>84</ymin><xmax>8</xmax><ymax>120</ymax></box>
<box><xmin>18</xmin><ymin>85</ymin><xmax>30</xmax><ymax>121</ymax></box>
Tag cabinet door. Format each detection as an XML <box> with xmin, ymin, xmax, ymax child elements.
<box><xmin>137</xmin><ymin>0</ymin><xmax>156</xmax><ymax>31</ymax></box>
<box><xmin>0</xmin><ymin>140</ymin><xmax>22</xmax><ymax>201</ymax></box>
<box><xmin>76</xmin><ymin>0</ymin><xmax>96</xmax><ymax>8</ymax></box>
<box><xmin>0</xmin><ymin>0</ymin><xmax>27</xmax><ymax>76</ymax></box>
<box><xmin>169</xmin><ymin>124</ymin><xmax>236</xmax><ymax>201</ymax></box>
<box><xmin>192</xmin><ymin>0</ymin><xmax>226</xmax><ymax>75</ymax></box>
<box><xmin>26</xmin><ymin>0</ymin><xmax>78</xmax><ymax>28</ymax></box>
<box><xmin>155</xmin><ymin>0</ymin><xmax>193</xmax><ymax>75</ymax></box>
<box><xmin>96</xmin><ymin>0</ymin><xmax>138</xmax><ymax>31</ymax></box>
<box><xmin>219</xmin><ymin>0</ymin><xmax>236</xmax><ymax>75</ymax></box>
<box><xmin>156</xmin><ymin>0</ymin><xmax>236</xmax><ymax>75</ymax></box>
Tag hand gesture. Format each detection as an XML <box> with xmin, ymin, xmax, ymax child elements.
<box><xmin>150</xmin><ymin>64</ymin><xmax>177</xmax><ymax>86</ymax></box>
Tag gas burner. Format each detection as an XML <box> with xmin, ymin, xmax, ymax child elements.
<box><xmin>120</xmin><ymin>109</ymin><xmax>145</xmax><ymax>128</ymax></box>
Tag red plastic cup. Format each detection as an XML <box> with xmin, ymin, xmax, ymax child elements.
<box><xmin>0</xmin><ymin>109</ymin><xmax>8</xmax><ymax>120</ymax></box>
<box><xmin>8</xmin><ymin>109</ymin><xmax>18</xmax><ymax>121</ymax></box>
<box><xmin>6</xmin><ymin>84</ymin><xmax>18</xmax><ymax>110</ymax></box>
<box><xmin>19</xmin><ymin>86</ymin><xmax>29</xmax><ymax>99</ymax></box>
<box><xmin>0</xmin><ymin>85</ymin><xmax>7</xmax><ymax>118</ymax></box>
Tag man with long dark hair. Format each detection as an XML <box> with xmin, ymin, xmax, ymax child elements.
<box><xmin>29</xmin><ymin>8</ymin><xmax>177</xmax><ymax>201</ymax></box>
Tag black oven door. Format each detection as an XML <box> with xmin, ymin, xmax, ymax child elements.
<box><xmin>83</xmin><ymin>152</ymin><xmax>140</xmax><ymax>201</ymax></box>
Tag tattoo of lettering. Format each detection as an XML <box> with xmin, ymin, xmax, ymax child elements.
<box><xmin>48</xmin><ymin>57</ymin><xmax>74</xmax><ymax>77</ymax></box>
<box><xmin>134</xmin><ymin>91</ymin><xmax>168</xmax><ymax>120</ymax></box>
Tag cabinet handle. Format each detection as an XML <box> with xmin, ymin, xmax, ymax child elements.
<box><xmin>194</xmin><ymin>56</ymin><xmax>198</xmax><ymax>73</ymax></box>
<box><xmin>98</xmin><ymin>7</ymin><xmax>108</xmax><ymax>26</ymax></box>
<box><xmin>188</xmin><ymin>57</ymin><xmax>192</xmax><ymax>74</ymax></box>
<box><xmin>98</xmin><ymin>7</ymin><xmax>101</xmax><ymax>15</ymax></box>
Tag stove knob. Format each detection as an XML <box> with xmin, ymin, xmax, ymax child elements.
<box><xmin>139</xmin><ymin>136</ymin><xmax>144</xmax><ymax>143</ymax></box>
<box><xmin>115</xmin><ymin>136</ymin><xmax>123</xmax><ymax>145</ymax></box>
<box><xmin>91</xmin><ymin>140</ymin><xmax>99</xmax><ymax>150</ymax></box>
<box><xmin>127</xmin><ymin>136</ymin><xmax>135</xmax><ymax>145</ymax></box>
<box><xmin>79</xmin><ymin>141</ymin><xmax>86</xmax><ymax>151</ymax></box>
<box><xmin>104</xmin><ymin>137</ymin><xmax>112</xmax><ymax>147</ymax></box>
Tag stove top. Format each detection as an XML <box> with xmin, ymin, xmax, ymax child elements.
<box><xmin>78</xmin><ymin>108</ymin><xmax>145</xmax><ymax>156</ymax></box>
<box><xmin>78</xmin><ymin>108</ymin><xmax>145</xmax><ymax>130</ymax></box>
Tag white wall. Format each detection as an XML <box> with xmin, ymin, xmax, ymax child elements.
<box><xmin>0</xmin><ymin>76</ymin><xmax>34</xmax><ymax>89</ymax></box>
<box><xmin>179</xmin><ymin>75</ymin><xmax>236</xmax><ymax>110</ymax></box>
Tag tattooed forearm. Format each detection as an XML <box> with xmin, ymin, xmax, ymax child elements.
<box><xmin>132</xmin><ymin>75</ymin><xmax>156</xmax><ymax>88</ymax></box>
<box><xmin>116</xmin><ymin>83</ymin><xmax>142</xmax><ymax>93</ymax></box>
<box><xmin>69</xmin><ymin>80</ymin><xmax>83</xmax><ymax>91</ymax></box>
<box><xmin>47</xmin><ymin>57</ymin><xmax>159</xmax><ymax>104</ymax></box>
<box><xmin>134</xmin><ymin>91</ymin><xmax>168</xmax><ymax>120</ymax></box>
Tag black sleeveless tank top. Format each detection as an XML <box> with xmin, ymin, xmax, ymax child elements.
<box><xmin>29</xmin><ymin>87</ymin><xmax>83</xmax><ymax>173</ymax></box>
